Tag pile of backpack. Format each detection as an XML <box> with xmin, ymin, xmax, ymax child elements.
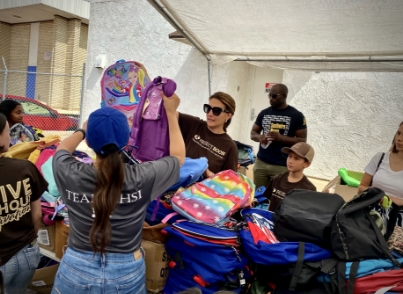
<box><xmin>240</xmin><ymin>188</ymin><xmax>403</xmax><ymax>294</ymax></box>
<box><xmin>234</xmin><ymin>140</ymin><xmax>255</xmax><ymax>167</ymax></box>
<box><xmin>99</xmin><ymin>61</ymin><xmax>403</xmax><ymax>293</ymax></box>
<box><xmin>153</xmin><ymin>182</ymin><xmax>403</xmax><ymax>294</ymax></box>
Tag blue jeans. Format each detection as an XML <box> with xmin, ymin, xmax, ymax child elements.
<box><xmin>52</xmin><ymin>247</ymin><xmax>146</xmax><ymax>294</ymax></box>
<box><xmin>0</xmin><ymin>241</ymin><xmax>40</xmax><ymax>294</ymax></box>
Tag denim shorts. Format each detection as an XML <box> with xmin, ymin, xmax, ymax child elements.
<box><xmin>0</xmin><ymin>241</ymin><xmax>40</xmax><ymax>294</ymax></box>
<box><xmin>52</xmin><ymin>247</ymin><xmax>146</xmax><ymax>294</ymax></box>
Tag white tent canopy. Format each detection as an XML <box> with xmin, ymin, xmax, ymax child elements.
<box><xmin>149</xmin><ymin>0</ymin><xmax>403</xmax><ymax>70</ymax></box>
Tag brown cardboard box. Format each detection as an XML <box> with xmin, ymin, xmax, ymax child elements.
<box><xmin>141</xmin><ymin>239</ymin><xmax>169</xmax><ymax>293</ymax></box>
<box><xmin>237</xmin><ymin>165</ymin><xmax>254</xmax><ymax>181</ymax></box>
<box><xmin>143</xmin><ymin>222</ymin><xmax>169</xmax><ymax>243</ymax></box>
<box><xmin>37</xmin><ymin>223</ymin><xmax>56</xmax><ymax>252</ymax></box>
<box><xmin>237</xmin><ymin>166</ymin><xmax>247</xmax><ymax>175</ymax></box>
<box><xmin>55</xmin><ymin>221</ymin><xmax>70</xmax><ymax>259</ymax></box>
<box><xmin>322</xmin><ymin>170</ymin><xmax>363</xmax><ymax>202</ymax></box>
<box><xmin>28</xmin><ymin>264</ymin><xmax>59</xmax><ymax>294</ymax></box>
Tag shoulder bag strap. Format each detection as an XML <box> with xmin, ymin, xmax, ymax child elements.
<box><xmin>370</xmin><ymin>152</ymin><xmax>385</xmax><ymax>186</ymax></box>
<box><xmin>346</xmin><ymin>261</ymin><xmax>359</xmax><ymax>294</ymax></box>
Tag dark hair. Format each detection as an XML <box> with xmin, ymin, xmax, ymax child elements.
<box><xmin>272</xmin><ymin>83</ymin><xmax>289</xmax><ymax>96</ymax></box>
<box><xmin>209</xmin><ymin>92</ymin><xmax>236</xmax><ymax>132</ymax></box>
<box><xmin>89</xmin><ymin>144</ymin><xmax>124</xmax><ymax>254</ymax></box>
<box><xmin>392</xmin><ymin>121</ymin><xmax>403</xmax><ymax>153</ymax></box>
<box><xmin>0</xmin><ymin>100</ymin><xmax>21</xmax><ymax>121</ymax></box>
<box><xmin>0</xmin><ymin>113</ymin><xmax>7</xmax><ymax>134</ymax></box>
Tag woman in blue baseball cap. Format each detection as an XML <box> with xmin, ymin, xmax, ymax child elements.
<box><xmin>51</xmin><ymin>94</ymin><xmax>185</xmax><ymax>293</ymax></box>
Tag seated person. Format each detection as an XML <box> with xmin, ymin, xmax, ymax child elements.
<box><xmin>263</xmin><ymin>142</ymin><xmax>316</xmax><ymax>212</ymax></box>
<box><xmin>359</xmin><ymin>121</ymin><xmax>403</xmax><ymax>229</ymax></box>
<box><xmin>0</xmin><ymin>99</ymin><xmax>40</xmax><ymax>146</ymax></box>
<box><xmin>177</xmin><ymin>92</ymin><xmax>238</xmax><ymax>176</ymax></box>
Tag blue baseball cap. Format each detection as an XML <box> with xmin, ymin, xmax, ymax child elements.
<box><xmin>86</xmin><ymin>107</ymin><xmax>130</xmax><ymax>155</ymax></box>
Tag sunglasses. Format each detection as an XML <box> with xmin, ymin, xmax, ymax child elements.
<box><xmin>269</xmin><ymin>93</ymin><xmax>283</xmax><ymax>99</ymax></box>
<box><xmin>203</xmin><ymin>104</ymin><xmax>229</xmax><ymax>116</ymax></box>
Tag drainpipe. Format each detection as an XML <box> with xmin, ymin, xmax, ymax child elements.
<box><xmin>2</xmin><ymin>57</ymin><xmax>7</xmax><ymax>101</ymax></box>
<box><xmin>149</xmin><ymin>0</ymin><xmax>212</xmax><ymax>96</ymax></box>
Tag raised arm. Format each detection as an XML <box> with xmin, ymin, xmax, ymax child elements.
<box><xmin>163</xmin><ymin>93</ymin><xmax>185</xmax><ymax>166</ymax></box>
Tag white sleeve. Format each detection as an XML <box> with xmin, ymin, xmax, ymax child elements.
<box><xmin>364</xmin><ymin>152</ymin><xmax>384</xmax><ymax>176</ymax></box>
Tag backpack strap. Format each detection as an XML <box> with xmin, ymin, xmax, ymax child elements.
<box><xmin>130</xmin><ymin>80</ymin><xmax>154</xmax><ymax>147</ymax></box>
<box><xmin>289</xmin><ymin>241</ymin><xmax>305</xmax><ymax>291</ymax></box>
<box><xmin>375</xmin><ymin>286</ymin><xmax>400</xmax><ymax>294</ymax></box>
<box><xmin>366</xmin><ymin>210</ymin><xmax>402</xmax><ymax>267</ymax></box>
<box><xmin>346</xmin><ymin>261</ymin><xmax>359</xmax><ymax>294</ymax></box>
<box><xmin>370</xmin><ymin>152</ymin><xmax>385</xmax><ymax>186</ymax></box>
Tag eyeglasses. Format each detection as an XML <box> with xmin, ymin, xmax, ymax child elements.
<box><xmin>203</xmin><ymin>104</ymin><xmax>229</xmax><ymax>116</ymax></box>
<box><xmin>269</xmin><ymin>93</ymin><xmax>283</xmax><ymax>99</ymax></box>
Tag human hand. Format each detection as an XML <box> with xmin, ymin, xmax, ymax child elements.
<box><xmin>204</xmin><ymin>169</ymin><xmax>214</xmax><ymax>178</ymax></box>
<box><xmin>260</xmin><ymin>133</ymin><xmax>270</xmax><ymax>144</ymax></box>
<box><xmin>268</xmin><ymin>131</ymin><xmax>282</xmax><ymax>141</ymax></box>
<box><xmin>163</xmin><ymin>93</ymin><xmax>180</xmax><ymax>114</ymax></box>
<box><xmin>134</xmin><ymin>61</ymin><xmax>147</xmax><ymax>74</ymax></box>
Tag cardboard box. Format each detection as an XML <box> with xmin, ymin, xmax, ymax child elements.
<box><xmin>322</xmin><ymin>170</ymin><xmax>364</xmax><ymax>202</ymax></box>
<box><xmin>37</xmin><ymin>223</ymin><xmax>56</xmax><ymax>252</ymax></box>
<box><xmin>141</xmin><ymin>239</ymin><xmax>169</xmax><ymax>293</ymax></box>
<box><xmin>55</xmin><ymin>221</ymin><xmax>70</xmax><ymax>259</ymax></box>
<box><xmin>237</xmin><ymin>165</ymin><xmax>254</xmax><ymax>181</ymax></box>
<box><xmin>29</xmin><ymin>264</ymin><xmax>59</xmax><ymax>294</ymax></box>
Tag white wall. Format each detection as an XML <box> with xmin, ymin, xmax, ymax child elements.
<box><xmin>225</xmin><ymin>61</ymin><xmax>252</xmax><ymax>141</ymax></box>
<box><xmin>83</xmin><ymin>0</ymin><xmax>234</xmax><ymax>124</ymax></box>
<box><xmin>283</xmin><ymin>70</ymin><xmax>403</xmax><ymax>179</ymax></box>
<box><xmin>244</xmin><ymin>66</ymin><xmax>284</xmax><ymax>150</ymax></box>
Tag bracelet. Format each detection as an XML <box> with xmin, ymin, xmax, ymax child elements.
<box><xmin>74</xmin><ymin>129</ymin><xmax>86</xmax><ymax>140</ymax></box>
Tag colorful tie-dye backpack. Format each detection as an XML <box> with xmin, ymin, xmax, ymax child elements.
<box><xmin>100</xmin><ymin>60</ymin><xmax>150</xmax><ymax>128</ymax></box>
<box><xmin>171</xmin><ymin>170</ymin><xmax>255</xmax><ymax>225</ymax></box>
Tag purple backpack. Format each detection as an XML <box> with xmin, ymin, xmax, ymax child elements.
<box><xmin>129</xmin><ymin>76</ymin><xmax>176</xmax><ymax>162</ymax></box>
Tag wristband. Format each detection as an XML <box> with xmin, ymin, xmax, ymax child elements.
<box><xmin>74</xmin><ymin>129</ymin><xmax>86</xmax><ymax>140</ymax></box>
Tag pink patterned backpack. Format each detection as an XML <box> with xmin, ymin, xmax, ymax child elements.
<box><xmin>171</xmin><ymin>170</ymin><xmax>255</xmax><ymax>225</ymax></box>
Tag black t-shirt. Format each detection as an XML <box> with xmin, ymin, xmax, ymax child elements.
<box><xmin>0</xmin><ymin>157</ymin><xmax>48</xmax><ymax>266</ymax></box>
<box><xmin>178</xmin><ymin>113</ymin><xmax>238</xmax><ymax>173</ymax></box>
<box><xmin>255</xmin><ymin>106</ymin><xmax>306</xmax><ymax>166</ymax></box>
<box><xmin>264</xmin><ymin>172</ymin><xmax>316</xmax><ymax>212</ymax></box>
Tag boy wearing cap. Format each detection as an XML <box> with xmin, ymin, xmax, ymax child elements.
<box><xmin>263</xmin><ymin>142</ymin><xmax>316</xmax><ymax>212</ymax></box>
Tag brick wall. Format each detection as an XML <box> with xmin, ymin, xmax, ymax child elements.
<box><xmin>62</xmin><ymin>19</ymin><xmax>81</xmax><ymax>109</ymax></box>
<box><xmin>50</xmin><ymin>16</ymin><xmax>69</xmax><ymax>109</ymax></box>
<box><xmin>8</xmin><ymin>23</ymin><xmax>31</xmax><ymax>97</ymax></box>
<box><xmin>1</xmin><ymin>17</ymin><xmax>87</xmax><ymax>111</ymax></box>
<box><xmin>36</xmin><ymin>21</ymin><xmax>54</xmax><ymax>105</ymax></box>
<box><xmin>0</xmin><ymin>22</ymin><xmax>11</xmax><ymax>95</ymax></box>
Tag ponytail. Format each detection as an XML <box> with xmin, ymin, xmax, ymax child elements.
<box><xmin>89</xmin><ymin>146</ymin><xmax>124</xmax><ymax>254</ymax></box>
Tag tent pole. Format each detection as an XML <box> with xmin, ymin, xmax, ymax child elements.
<box><xmin>207</xmin><ymin>57</ymin><xmax>212</xmax><ymax>96</ymax></box>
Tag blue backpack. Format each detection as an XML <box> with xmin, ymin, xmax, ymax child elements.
<box><xmin>239</xmin><ymin>208</ymin><xmax>331</xmax><ymax>266</ymax></box>
<box><xmin>162</xmin><ymin>221</ymin><xmax>248</xmax><ymax>292</ymax></box>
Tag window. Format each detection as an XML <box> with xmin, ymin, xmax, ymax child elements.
<box><xmin>19</xmin><ymin>101</ymin><xmax>52</xmax><ymax>116</ymax></box>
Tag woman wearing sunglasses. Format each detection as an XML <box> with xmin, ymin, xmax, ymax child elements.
<box><xmin>178</xmin><ymin>91</ymin><xmax>238</xmax><ymax>177</ymax></box>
